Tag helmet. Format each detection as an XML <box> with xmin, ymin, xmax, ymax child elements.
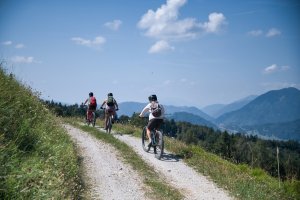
<box><xmin>108</xmin><ymin>93</ymin><xmax>113</xmax><ymax>97</ymax></box>
<box><xmin>148</xmin><ymin>94</ymin><xmax>157</xmax><ymax>102</ymax></box>
<box><xmin>89</xmin><ymin>92</ymin><xmax>93</xmax><ymax>97</ymax></box>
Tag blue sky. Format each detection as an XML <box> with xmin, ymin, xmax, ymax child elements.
<box><xmin>1</xmin><ymin>0</ymin><xmax>299</xmax><ymax>108</ymax></box>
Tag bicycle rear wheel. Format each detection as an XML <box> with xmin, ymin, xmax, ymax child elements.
<box><xmin>142</xmin><ymin>127</ymin><xmax>150</xmax><ymax>152</ymax></box>
<box><xmin>92</xmin><ymin>112</ymin><xmax>96</xmax><ymax>127</ymax></box>
<box><xmin>106</xmin><ymin>116</ymin><xmax>112</xmax><ymax>133</ymax></box>
<box><xmin>154</xmin><ymin>131</ymin><xmax>164</xmax><ymax>160</ymax></box>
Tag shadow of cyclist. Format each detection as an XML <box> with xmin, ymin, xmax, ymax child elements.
<box><xmin>160</xmin><ymin>152</ymin><xmax>180</xmax><ymax>162</ymax></box>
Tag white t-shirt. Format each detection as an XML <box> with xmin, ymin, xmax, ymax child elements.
<box><xmin>140</xmin><ymin>101</ymin><xmax>165</xmax><ymax>120</ymax></box>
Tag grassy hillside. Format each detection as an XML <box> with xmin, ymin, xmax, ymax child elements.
<box><xmin>0</xmin><ymin>66</ymin><xmax>82</xmax><ymax>199</ymax></box>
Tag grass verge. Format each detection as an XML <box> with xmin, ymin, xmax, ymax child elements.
<box><xmin>65</xmin><ymin>118</ymin><xmax>183</xmax><ymax>200</ymax></box>
<box><xmin>0</xmin><ymin>67</ymin><xmax>82</xmax><ymax>199</ymax></box>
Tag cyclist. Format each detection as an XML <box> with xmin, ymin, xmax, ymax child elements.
<box><xmin>100</xmin><ymin>93</ymin><xmax>119</xmax><ymax>130</ymax></box>
<box><xmin>83</xmin><ymin>92</ymin><xmax>97</xmax><ymax>122</ymax></box>
<box><xmin>139</xmin><ymin>94</ymin><xmax>165</xmax><ymax>147</ymax></box>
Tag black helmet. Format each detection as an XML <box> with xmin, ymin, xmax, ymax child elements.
<box><xmin>108</xmin><ymin>93</ymin><xmax>113</xmax><ymax>97</ymax></box>
<box><xmin>89</xmin><ymin>92</ymin><xmax>93</xmax><ymax>97</ymax></box>
<box><xmin>148</xmin><ymin>94</ymin><xmax>157</xmax><ymax>102</ymax></box>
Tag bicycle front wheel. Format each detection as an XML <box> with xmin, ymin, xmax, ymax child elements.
<box><xmin>142</xmin><ymin>127</ymin><xmax>150</xmax><ymax>152</ymax></box>
<box><xmin>155</xmin><ymin>131</ymin><xmax>164</xmax><ymax>160</ymax></box>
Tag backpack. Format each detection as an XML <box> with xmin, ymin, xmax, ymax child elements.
<box><xmin>107</xmin><ymin>96</ymin><xmax>115</xmax><ymax>106</ymax></box>
<box><xmin>90</xmin><ymin>97</ymin><xmax>97</xmax><ymax>106</ymax></box>
<box><xmin>151</xmin><ymin>102</ymin><xmax>162</xmax><ymax>117</ymax></box>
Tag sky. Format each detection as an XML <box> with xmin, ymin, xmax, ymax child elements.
<box><xmin>1</xmin><ymin>0</ymin><xmax>299</xmax><ymax>108</ymax></box>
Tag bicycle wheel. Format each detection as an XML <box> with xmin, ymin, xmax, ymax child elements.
<box><xmin>154</xmin><ymin>131</ymin><xmax>164</xmax><ymax>160</ymax></box>
<box><xmin>92</xmin><ymin>112</ymin><xmax>96</xmax><ymax>127</ymax></box>
<box><xmin>106</xmin><ymin>116</ymin><xmax>112</xmax><ymax>133</ymax></box>
<box><xmin>142</xmin><ymin>127</ymin><xmax>150</xmax><ymax>152</ymax></box>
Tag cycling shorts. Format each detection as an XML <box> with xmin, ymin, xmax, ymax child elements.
<box><xmin>147</xmin><ymin>118</ymin><xmax>163</xmax><ymax>131</ymax></box>
<box><xmin>89</xmin><ymin>105</ymin><xmax>96</xmax><ymax>111</ymax></box>
<box><xmin>105</xmin><ymin>106</ymin><xmax>115</xmax><ymax>114</ymax></box>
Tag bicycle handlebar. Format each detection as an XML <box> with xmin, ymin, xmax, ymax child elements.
<box><xmin>100</xmin><ymin>107</ymin><xmax>119</xmax><ymax>111</ymax></box>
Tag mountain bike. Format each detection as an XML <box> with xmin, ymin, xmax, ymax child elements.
<box><xmin>101</xmin><ymin>107</ymin><xmax>118</xmax><ymax>134</ymax></box>
<box><xmin>141</xmin><ymin>122</ymin><xmax>164</xmax><ymax>160</ymax></box>
<box><xmin>86</xmin><ymin>107</ymin><xmax>96</xmax><ymax>127</ymax></box>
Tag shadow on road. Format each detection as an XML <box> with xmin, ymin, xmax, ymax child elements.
<box><xmin>161</xmin><ymin>153</ymin><xmax>180</xmax><ymax>162</ymax></box>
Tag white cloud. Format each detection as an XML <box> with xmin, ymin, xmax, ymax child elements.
<box><xmin>71</xmin><ymin>36</ymin><xmax>106</xmax><ymax>48</ymax></box>
<box><xmin>15</xmin><ymin>43</ymin><xmax>25</xmax><ymax>49</ymax></box>
<box><xmin>266</xmin><ymin>28</ymin><xmax>281</xmax><ymax>37</ymax></box>
<box><xmin>281</xmin><ymin>65</ymin><xmax>290</xmax><ymax>71</ymax></box>
<box><xmin>138</xmin><ymin>0</ymin><xmax>191</xmax><ymax>40</ymax></box>
<box><xmin>264</xmin><ymin>64</ymin><xmax>277</xmax><ymax>73</ymax></box>
<box><xmin>148</xmin><ymin>40</ymin><xmax>174</xmax><ymax>54</ymax></box>
<box><xmin>2</xmin><ymin>41</ymin><xmax>12</xmax><ymax>45</ymax></box>
<box><xmin>248</xmin><ymin>30</ymin><xmax>263</xmax><ymax>36</ymax></box>
<box><xmin>104</xmin><ymin>20</ymin><xmax>122</xmax><ymax>31</ymax></box>
<box><xmin>11</xmin><ymin>56</ymin><xmax>35</xmax><ymax>64</ymax></box>
<box><xmin>201</xmin><ymin>12</ymin><xmax>226</xmax><ymax>33</ymax></box>
<box><xmin>247</xmin><ymin>28</ymin><xmax>281</xmax><ymax>38</ymax></box>
<box><xmin>138</xmin><ymin>0</ymin><xmax>226</xmax><ymax>40</ymax></box>
<box><xmin>263</xmin><ymin>64</ymin><xmax>290</xmax><ymax>74</ymax></box>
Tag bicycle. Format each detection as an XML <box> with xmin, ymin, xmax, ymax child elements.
<box><xmin>101</xmin><ymin>107</ymin><xmax>118</xmax><ymax>134</ymax></box>
<box><xmin>141</xmin><ymin>121</ymin><xmax>164</xmax><ymax>160</ymax></box>
<box><xmin>85</xmin><ymin>107</ymin><xmax>96</xmax><ymax>127</ymax></box>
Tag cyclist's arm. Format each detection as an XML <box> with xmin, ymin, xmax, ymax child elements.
<box><xmin>139</xmin><ymin>104</ymin><xmax>150</xmax><ymax>117</ymax></box>
<box><xmin>100</xmin><ymin>100</ymin><xmax>107</xmax><ymax>108</ymax></box>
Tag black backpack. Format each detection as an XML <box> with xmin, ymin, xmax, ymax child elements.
<box><xmin>151</xmin><ymin>102</ymin><xmax>162</xmax><ymax>117</ymax></box>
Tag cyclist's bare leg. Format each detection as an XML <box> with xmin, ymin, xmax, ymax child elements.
<box><xmin>146</xmin><ymin>128</ymin><xmax>152</xmax><ymax>144</ymax></box>
<box><xmin>104</xmin><ymin>113</ymin><xmax>109</xmax><ymax>129</ymax></box>
<box><xmin>87</xmin><ymin>109</ymin><xmax>91</xmax><ymax>121</ymax></box>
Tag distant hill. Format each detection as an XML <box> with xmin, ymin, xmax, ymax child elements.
<box><xmin>118</xmin><ymin>102</ymin><xmax>213</xmax><ymax>121</ymax></box>
<box><xmin>202</xmin><ymin>104</ymin><xmax>225</xmax><ymax>118</ymax></box>
<box><xmin>216</xmin><ymin>87</ymin><xmax>300</xmax><ymax>141</ymax></box>
<box><xmin>217</xmin><ymin>87</ymin><xmax>300</xmax><ymax>126</ymax></box>
<box><xmin>243</xmin><ymin>119</ymin><xmax>300</xmax><ymax>141</ymax></box>
<box><xmin>169</xmin><ymin>112</ymin><xmax>218</xmax><ymax>129</ymax></box>
<box><xmin>117</xmin><ymin>102</ymin><xmax>146</xmax><ymax>117</ymax></box>
<box><xmin>202</xmin><ymin>95</ymin><xmax>257</xmax><ymax>118</ymax></box>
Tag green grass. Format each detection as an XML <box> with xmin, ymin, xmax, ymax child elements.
<box><xmin>0</xmin><ymin>67</ymin><xmax>82</xmax><ymax>199</ymax></box>
<box><xmin>65</xmin><ymin>118</ymin><xmax>184</xmax><ymax>200</ymax></box>
<box><xmin>113</xmin><ymin>121</ymin><xmax>299</xmax><ymax>200</ymax></box>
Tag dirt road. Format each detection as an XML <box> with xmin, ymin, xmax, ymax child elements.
<box><xmin>65</xmin><ymin>123</ymin><xmax>232</xmax><ymax>199</ymax></box>
<box><xmin>64</xmin><ymin>124</ymin><xmax>149</xmax><ymax>200</ymax></box>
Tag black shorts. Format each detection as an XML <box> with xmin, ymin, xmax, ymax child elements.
<box><xmin>147</xmin><ymin>118</ymin><xmax>163</xmax><ymax>131</ymax></box>
<box><xmin>89</xmin><ymin>105</ymin><xmax>96</xmax><ymax>111</ymax></box>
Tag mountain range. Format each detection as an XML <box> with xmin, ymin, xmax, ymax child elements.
<box><xmin>202</xmin><ymin>95</ymin><xmax>257</xmax><ymax>118</ymax></box>
<box><xmin>117</xmin><ymin>87</ymin><xmax>300</xmax><ymax>141</ymax></box>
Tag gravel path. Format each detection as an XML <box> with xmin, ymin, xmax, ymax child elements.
<box><xmin>65</xmin><ymin>123</ymin><xmax>233</xmax><ymax>200</ymax></box>
<box><xmin>111</xmin><ymin>129</ymin><xmax>233</xmax><ymax>200</ymax></box>
<box><xmin>64</xmin><ymin>124</ymin><xmax>148</xmax><ymax>200</ymax></box>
